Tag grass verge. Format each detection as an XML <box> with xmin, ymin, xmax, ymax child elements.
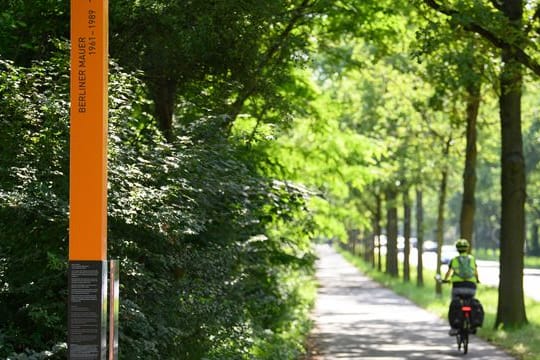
<box><xmin>338</xmin><ymin>248</ymin><xmax>540</xmax><ymax>360</ymax></box>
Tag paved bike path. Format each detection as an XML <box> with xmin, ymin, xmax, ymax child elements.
<box><xmin>309</xmin><ymin>245</ymin><xmax>515</xmax><ymax>360</ymax></box>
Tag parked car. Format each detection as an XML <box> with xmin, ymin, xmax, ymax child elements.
<box><xmin>422</xmin><ymin>240</ymin><xmax>438</xmax><ymax>252</ymax></box>
<box><xmin>441</xmin><ymin>245</ymin><xmax>459</xmax><ymax>265</ymax></box>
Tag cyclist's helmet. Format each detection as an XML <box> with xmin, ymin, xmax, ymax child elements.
<box><xmin>455</xmin><ymin>239</ymin><xmax>470</xmax><ymax>252</ymax></box>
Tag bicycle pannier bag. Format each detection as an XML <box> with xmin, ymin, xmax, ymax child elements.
<box><xmin>470</xmin><ymin>298</ymin><xmax>484</xmax><ymax>327</ymax></box>
<box><xmin>448</xmin><ymin>298</ymin><xmax>463</xmax><ymax>328</ymax></box>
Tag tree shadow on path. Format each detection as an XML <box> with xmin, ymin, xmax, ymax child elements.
<box><xmin>308</xmin><ymin>245</ymin><xmax>515</xmax><ymax>360</ymax></box>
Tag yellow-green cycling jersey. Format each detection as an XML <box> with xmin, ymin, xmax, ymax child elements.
<box><xmin>449</xmin><ymin>254</ymin><xmax>477</xmax><ymax>283</ymax></box>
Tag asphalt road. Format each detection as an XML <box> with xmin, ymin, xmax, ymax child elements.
<box><xmin>418</xmin><ymin>251</ymin><xmax>540</xmax><ymax>301</ymax></box>
<box><xmin>476</xmin><ymin>260</ymin><xmax>540</xmax><ymax>302</ymax></box>
<box><xmin>309</xmin><ymin>245</ymin><xmax>515</xmax><ymax>360</ymax></box>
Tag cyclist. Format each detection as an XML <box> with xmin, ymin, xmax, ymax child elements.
<box><xmin>443</xmin><ymin>239</ymin><xmax>480</xmax><ymax>335</ymax></box>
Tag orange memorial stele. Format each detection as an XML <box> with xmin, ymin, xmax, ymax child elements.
<box><xmin>69</xmin><ymin>0</ymin><xmax>109</xmax><ymax>261</ymax></box>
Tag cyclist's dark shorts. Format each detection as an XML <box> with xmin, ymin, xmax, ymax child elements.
<box><xmin>452</xmin><ymin>281</ymin><xmax>476</xmax><ymax>299</ymax></box>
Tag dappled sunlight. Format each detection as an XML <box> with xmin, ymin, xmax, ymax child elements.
<box><xmin>310</xmin><ymin>245</ymin><xmax>516</xmax><ymax>359</ymax></box>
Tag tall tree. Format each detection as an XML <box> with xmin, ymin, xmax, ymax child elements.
<box><xmin>414</xmin><ymin>26</ymin><xmax>486</xmax><ymax>248</ymax></box>
<box><xmin>496</xmin><ymin>0</ymin><xmax>528</xmax><ymax>329</ymax></box>
<box><xmin>109</xmin><ymin>0</ymin><xmax>318</xmax><ymax>141</ymax></box>
<box><xmin>435</xmin><ymin>137</ymin><xmax>452</xmax><ymax>295</ymax></box>
<box><xmin>403</xmin><ymin>187</ymin><xmax>412</xmax><ymax>282</ymax></box>
<box><xmin>523</xmin><ymin>113</ymin><xmax>540</xmax><ymax>256</ymax></box>
<box><xmin>416</xmin><ymin>187</ymin><xmax>425</xmax><ymax>287</ymax></box>
<box><xmin>386</xmin><ymin>187</ymin><xmax>399</xmax><ymax>277</ymax></box>
<box><xmin>375</xmin><ymin>192</ymin><xmax>383</xmax><ymax>271</ymax></box>
<box><xmin>459</xmin><ymin>79</ymin><xmax>480</xmax><ymax>246</ymax></box>
<box><xmin>417</xmin><ymin>0</ymin><xmax>530</xmax><ymax>329</ymax></box>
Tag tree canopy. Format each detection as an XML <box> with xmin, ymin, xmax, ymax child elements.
<box><xmin>1</xmin><ymin>0</ymin><xmax>540</xmax><ymax>358</ymax></box>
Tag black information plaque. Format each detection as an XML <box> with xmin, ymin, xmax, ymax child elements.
<box><xmin>68</xmin><ymin>261</ymin><xmax>108</xmax><ymax>360</ymax></box>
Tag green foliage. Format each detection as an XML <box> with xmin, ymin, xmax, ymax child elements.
<box><xmin>106</xmin><ymin>61</ymin><xmax>317</xmax><ymax>358</ymax></box>
<box><xmin>0</xmin><ymin>44</ymin><xmax>317</xmax><ymax>358</ymax></box>
<box><xmin>109</xmin><ymin>0</ymin><xmax>320</xmax><ymax>136</ymax></box>
<box><xmin>4</xmin><ymin>0</ymin><xmax>540</xmax><ymax>357</ymax></box>
<box><xmin>0</xmin><ymin>54</ymin><xmax>70</xmax><ymax>356</ymax></box>
<box><xmin>0</xmin><ymin>1</ymin><xmax>69</xmax><ymax>65</ymax></box>
<box><xmin>248</xmin><ymin>270</ymin><xmax>316</xmax><ymax>360</ymax></box>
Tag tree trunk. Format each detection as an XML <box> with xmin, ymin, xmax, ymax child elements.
<box><xmin>459</xmin><ymin>81</ymin><xmax>480</xmax><ymax>248</ymax></box>
<box><xmin>363</xmin><ymin>229</ymin><xmax>373</xmax><ymax>263</ymax></box>
<box><xmin>531</xmin><ymin>223</ymin><xmax>540</xmax><ymax>256</ymax></box>
<box><xmin>348</xmin><ymin>229</ymin><xmax>359</xmax><ymax>256</ymax></box>
<box><xmin>416</xmin><ymin>188</ymin><xmax>424</xmax><ymax>287</ymax></box>
<box><xmin>435</xmin><ymin>167</ymin><xmax>448</xmax><ymax>295</ymax></box>
<box><xmin>375</xmin><ymin>193</ymin><xmax>383</xmax><ymax>271</ymax></box>
<box><xmin>403</xmin><ymin>188</ymin><xmax>411</xmax><ymax>282</ymax></box>
<box><xmin>369</xmin><ymin>221</ymin><xmax>376</xmax><ymax>267</ymax></box>
<box><xmin>435</xmin><ymin>138</ymin><xmax>451</xmax><ymax>295</ymax></box>
<box><xmin>150</xmin><ymin>78</ymin><xmax>177</xmax><ymax>142</ymax></box>
<box><xmin>386</xmin><ymin>188</ymin><xmax>399</xmax><ymax>277</ymax></box>
<box><xmin>495</xmin><ymin>0</ymin><xmax>528</xmax><ymax>325</ymax></box>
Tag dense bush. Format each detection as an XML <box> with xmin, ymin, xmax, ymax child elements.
<box><xmin>0</xmin><ymin>49</ymin><xmax>315</xmax><ymax>359</ymax></box>
<box><xmin>0</xmin><ymin>54</ymin><xmax>70</xmax><ymax>357</ymax></box>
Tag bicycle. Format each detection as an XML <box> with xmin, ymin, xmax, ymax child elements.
<box><xmin>453</xmin><ymin>296</ymin><xmax>474</xmax><ymax>354</ymax></box>
<box><xmin>435</xmin><ymin>275</ymin><xmax>476</xmax><ymax>355</ymax></box>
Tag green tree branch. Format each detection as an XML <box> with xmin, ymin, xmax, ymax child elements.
<box><xmin>421</xmin><ymin>0</ymin><xmax>540</xmax><ymax>76</ymax></box>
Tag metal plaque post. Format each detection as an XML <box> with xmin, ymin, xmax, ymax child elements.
<box><xmin>108</xmin><ymin>260</ymin><xmax>119</xmax><ymax>360</ymax></box>
<box><xmin>68</xmin><ymin>0</ymin><xmax>112</xmax><ymax>359</ymax></box>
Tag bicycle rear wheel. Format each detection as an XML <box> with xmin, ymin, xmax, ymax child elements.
<box><xmin>462</xmin><ymin>331</ymin><xmax>468</xmax><ymax>354</ymax></box>
<box><xmin>456</xmin><ymin>329</ymin><xmax>469</xmax><ymax>354</ymax></box>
